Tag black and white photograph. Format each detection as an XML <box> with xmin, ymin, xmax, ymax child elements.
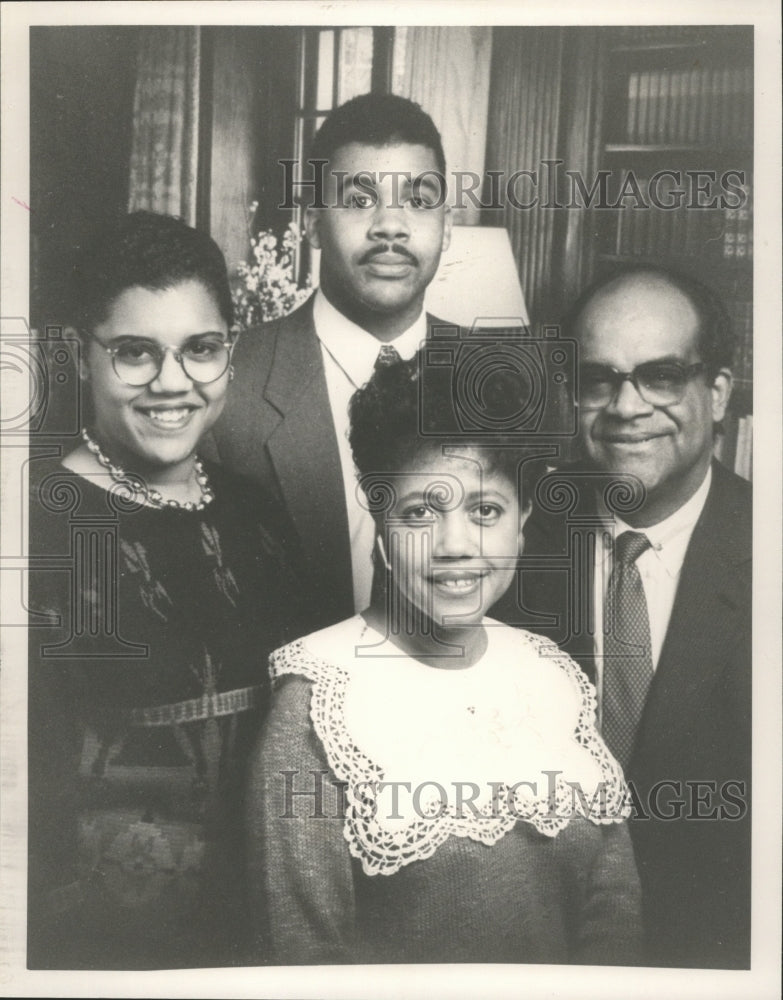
<box><xmin>1</xmin><ymin>2</ymin><xmax>781</xmax><ymax>998</ymax></box>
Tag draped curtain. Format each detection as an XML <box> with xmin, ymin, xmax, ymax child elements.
<box><xmin>484</xmin><ymin>28</ymin><xmax>565</xmax><ymax>326</ymax></box>
<box><xmin>395</xmin><ymin>26</ymin><xmax>492</xmax><ymax>226</ymax></box>
<box><xmin>127</xmin><ymin>27</ymin><xmax>201</xmax><ymax>223</ymax></box>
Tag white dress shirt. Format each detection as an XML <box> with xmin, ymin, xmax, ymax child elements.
<box><xmin>592</xmin><ymin>465</ymin><xmax>712</xmax><ymax>721</ymax></box>
<box><xmin>312</xmin><ymin>290</ymin><xmax>427</xmax><ymax>612</ymax></box>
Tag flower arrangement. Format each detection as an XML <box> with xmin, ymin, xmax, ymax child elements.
<box><xmin>232</xmin><ymin>205</ymin><xmax>312</xmax><ymax>330</ymax></box>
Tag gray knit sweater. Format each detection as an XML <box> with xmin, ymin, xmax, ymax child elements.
<box><xmin>246</xmin><ymin>646</ymin><xmax>642</xmax><ymax>965</ymax></box>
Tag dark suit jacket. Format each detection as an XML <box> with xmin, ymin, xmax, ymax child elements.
<box><xmin>497</xmin><ymin>459</ymin><xmax>752</xmax><ymax>968</ymax></box>
<box><xmin>209</xmin><ymin>296</ymin><xmax>455</xmax><ymax>632</ymax></box>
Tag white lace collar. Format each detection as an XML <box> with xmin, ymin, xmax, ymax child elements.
<box><xmin>270</xmin><ymin>617</ymin><xmax>630</xmax><ymax>876</ymax></box>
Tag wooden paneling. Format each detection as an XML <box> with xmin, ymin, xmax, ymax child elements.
<box><xmin>208</xmin><ymin>27</ymin><xmax>299</xmax><ymax>278</ymax></box>
<box><xmin>556</xmin><ymin>28</ymin><xmax>607</xmax><ymax>306</ymax></box>
<box><xmin>30</xmin><ymin>27</ymin><xmax>137</xmax><ymax>329</ymax></box>
<box><xmin>397</xmin><ymin>27</ymin><xmax>493</xmax><ymax>226</ymax></box>
<box><xmin>208</xmin><ymin>28</ymin><xmax>265</xmax><ymax>276</ymax></box>
<box><xmin>484</xmin><ymin>28</ymin><xmax>565</xmax><ymax>326</ymax></box>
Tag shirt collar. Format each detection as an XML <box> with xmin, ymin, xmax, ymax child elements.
<box><xmin>313</xmin><ymin>289</ymin><xmax>427</xmax><ymax>389</ymax></box>
<box><xmin>602</xmin><ymin>464</ymin><xmax>712</xmax><ymax>577</ymax></box>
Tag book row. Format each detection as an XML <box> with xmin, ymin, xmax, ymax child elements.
<box><xmin>623</xmin><ymin>67</ymin><xmax>752</xmax><ymax>147</ymax></box>
<box><xmin>723</xmin><ymin>183</ymin><xmax>754</xmax><ymax>260</ymax></box>
<box><xmin>715</xmin><ymin>414</ymin><xmax>752</xmax><ymax>482</ymax></box>
<box><xmin>613</xmin><ymin>26</ymin><xmax>737</xmax><ymax>46</ymax></box>
<box><xmin>727</xmin><ymin>300</ymin><xmax>753</xmax><ymax>384</ymax></box>
<box><xmin>610</xmin><ymin>203</ymin><xmax>751</xmax><ymax>259</ymax></box>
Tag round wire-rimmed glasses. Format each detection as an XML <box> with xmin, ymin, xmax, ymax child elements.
<box><xmin>88</xmin><ymin>332</ymin><xmax>236</xmax><ymax>387</ymax></box>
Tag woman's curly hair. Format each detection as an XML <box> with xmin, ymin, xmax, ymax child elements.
<box><xmin>349</xmin><ymin>348</ymin><xmax>544</xmax><ymax>498</ymax></box>
<box><xmin>71</xmin><ymin>211</ymin><xmax>233</xmax><ymax>332</ymax></box>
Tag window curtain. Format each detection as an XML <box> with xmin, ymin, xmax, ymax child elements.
<box><xmin>395</xmin><ymin>26</ymin><xmax>492</xmax><ymax>226</ymax></box>
<box><xmin>484</xmin><ymin>28</ymin><xmax>565</xmax><ymax>325</ymax></box>
<box><xmin>127</xmin><ymin>27</ymin><xmax>201</xmax><ymax>223</ymax></box>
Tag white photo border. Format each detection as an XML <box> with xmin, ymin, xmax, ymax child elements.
<box><xmin>2</xmin><ymin>2</ymin><xmax>780</xmax><ymax>998</ymax></box>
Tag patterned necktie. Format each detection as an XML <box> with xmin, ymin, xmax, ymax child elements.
<box><xmin>375</xmin><ymin>344</ymin><xmax>402</xmax><ymax>370</ymax></box>
<box><xmin>602</xmin><ymin>530</ymin><xmax>653</xmax><ymax>770</ymax></box>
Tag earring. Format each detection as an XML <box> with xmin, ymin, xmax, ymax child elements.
<box><xmin>228</xmin><ymin>364</ymin><xmax>235</xmax><ymax>382</ymax></box>
<box><xmin>375</xmin><ymin>535</ymin><xmax>391</xmax><ymax>572</ymax></box>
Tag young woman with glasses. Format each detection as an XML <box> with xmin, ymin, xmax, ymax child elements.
<box><xmin>27</xmin><ymin>212</ymin><xmax>299</xmax><ymax>969</ymax></box>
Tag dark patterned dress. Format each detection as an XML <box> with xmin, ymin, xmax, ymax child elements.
<box><xmin>27</xmin><ymin>459</ymin><xmax>299</xmax><ymax>969</ymax></box>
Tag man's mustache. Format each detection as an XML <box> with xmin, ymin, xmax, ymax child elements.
<box><xmin>359</xmin><ymin>244</ymin><xmax>419</xmax><ymax>266</ymax></box>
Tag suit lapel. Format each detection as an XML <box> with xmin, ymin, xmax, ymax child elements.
<box><xmin>266</xmin><ymin>377</ymin><xmax>350</xmax><ymax>578</ymax></box>
<box><xmin>260</xmin><ymin>308</ymin><xmax>450</xmax><ymax>620</ymax></box>
<box><xmin>632</xmin><ymin>465</ymin><xmax>750</xmax><ymax>764</ymax></box>
<box><xmin>265</xmin><ymin>306</ymin><xmax>448</xmax><ymax>558</ymax></box>
<box><xmin>262</xmin><ymin>300</ymin><xmax>353</xmax><ymax>609</ymax></box>
<box><xmin>262</xmin><ymin>297</ymin><xmax>322</xmax><ymax>415</ymax></box>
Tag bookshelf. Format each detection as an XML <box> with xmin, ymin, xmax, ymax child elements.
<box><xmin>589</xmin><ymin>26</ymin><xmax>753</xmax><ymax>479</ymax></box>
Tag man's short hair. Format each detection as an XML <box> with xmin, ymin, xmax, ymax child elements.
<box><xmin>72</xmin><ymin>211</ymin><xmax>233</xmax><ymax>332</ymax></box>
<box><xmin>310</xmin><ymin>93</ymin><xmax>446</xmax><ymax>175</ymax></box>
<box><xmin>564</xmin><ymin>264</ymin><xmax>737</xmax><ymax>377</ymax></box>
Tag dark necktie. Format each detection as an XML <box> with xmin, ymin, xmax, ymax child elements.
<box><xmin>375</xmin><ymin>344</ymin><xmax>402</xmax><ymax>370</ymax></box>
<box><xmin>602</xmin><ymin>530</ymin><xmax>653</xmax><ymax>770</ymax></box>
<box><xmin>365</xmin><ymin>343</ymin><xmax>403</xmax><ymax>607</ymax></box>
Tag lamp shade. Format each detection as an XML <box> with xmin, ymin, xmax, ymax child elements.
<box><xmin>425</xmin><ymin>225</ymin><xmax>529</xmax><ymax>328</ymax></box>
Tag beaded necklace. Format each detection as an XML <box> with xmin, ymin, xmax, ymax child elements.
<box><xmin>81</xmin><ymin>427</ymin><xmax>214</xmax><ymax>511</ymax></box>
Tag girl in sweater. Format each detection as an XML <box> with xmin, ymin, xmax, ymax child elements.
<box><xmin>246</xmin><ymin>349</ymin><xmax>641</xmax><ymax>965</ymax></box>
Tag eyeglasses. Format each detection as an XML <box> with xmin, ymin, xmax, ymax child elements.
<box><xmin>576</xmin><ymin>361</ymin><xmax>708</xmax><ymax>409</ymax></box>
<box><xmin>90</xmin><ymin>334</ymin><xmax>235</xmax><ymax>387</ymax></box>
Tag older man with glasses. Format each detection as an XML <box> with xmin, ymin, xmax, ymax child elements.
<box><xmin>496</xmin><ymin>265</ymin><xmax>752</xmax><ymax>969</ymax></box>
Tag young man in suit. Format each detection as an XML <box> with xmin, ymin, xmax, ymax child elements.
<box><xmin>211</xmin><ymin>94</ymin><xmax>453</xmax><ymax>630</ymax></box>
<box><xmin>510</xmin><ymin>266</ymin><xmax>751</xmax><ymax>968</ymax></box>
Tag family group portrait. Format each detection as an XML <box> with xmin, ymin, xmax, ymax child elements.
<box><xmin>1</xmin><ymin>5</ymin><xmax>780</xmax><ymax>999</ymax></box>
